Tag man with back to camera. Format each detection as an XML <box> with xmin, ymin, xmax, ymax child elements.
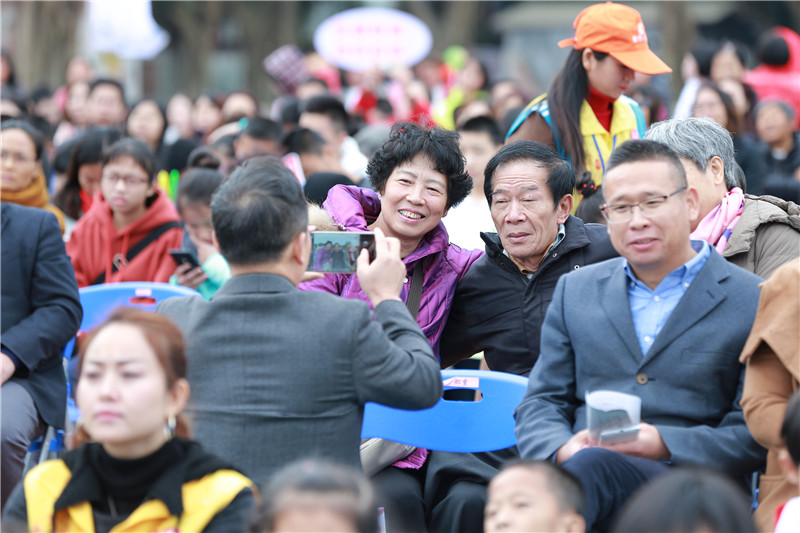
<box><xmin>440</xmin><ymin>141</ymin><xmax>617</xmax><ymax>376</ymax></box>
<box><xmin>156</xmin><ymin>156</ymin><xmax>443</xmax><ymax>484</ymax></box>
<box><xmin>646</xmin><ymin>116</ymin><xmax>800</xmax><ymax>279</ymax></box>
<box><xmin>514</xmin><ymin>139</ymin><xmax>766</xmax><ymax>532</ymax></box>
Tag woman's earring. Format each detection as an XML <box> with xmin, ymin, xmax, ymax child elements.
<box><xmin>164</xmin><ymin>415</ymin><xmax>177</xmax><ymax>439</ymax></box>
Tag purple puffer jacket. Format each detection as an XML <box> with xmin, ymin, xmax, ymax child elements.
<box><xmin>300</xmin><ymin>185</ymin><xmax>484</xmax><ymax>359</ymax></box>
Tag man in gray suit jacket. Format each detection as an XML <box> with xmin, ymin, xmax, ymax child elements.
<box><xmin>157</xmin><ymin>157</ymin><xmax>442</xmax><ymax>485</ymax></box>
<box><xmin>514</xmin><ymin>140</ymin><xmax>766</xmax><ymax>532</ymax></box>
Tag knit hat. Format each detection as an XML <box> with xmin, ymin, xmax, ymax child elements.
<box><xmin>557</xmin><ymin>2</ymin><xmax>672</xmax><ymax>75</ymax></box>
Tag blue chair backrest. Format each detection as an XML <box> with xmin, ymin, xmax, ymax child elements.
<box><xmin>360</xmin><ymin>369</ymin><xmax>528</xmax><ymax>453</ymax></box>
<box><xmin>78</xmin><ymin>282</ymin><xmax>199</xmax><ymax>331</ymax></box>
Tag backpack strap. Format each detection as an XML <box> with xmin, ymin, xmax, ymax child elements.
<box><xmin>505</xmin><ymin>94</ymin><xmax>568</xmax><ymax>162</ymax></box>
<box><xmin>92</xmin><ymin>221</ymin><xmax>182</xmax><ymax>285</ymax></box>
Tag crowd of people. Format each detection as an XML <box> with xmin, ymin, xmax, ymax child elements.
<box><xmin>2</xmin><ymin>2</ymin><xmax>800</xmax><ymax>532</ymax></box>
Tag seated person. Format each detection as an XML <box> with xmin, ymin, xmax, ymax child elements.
<box><xmin>484</xmin><ymin>460</ymin><xmax>585</xmax><ymax>533</ymax></box>
<box><xmin>739</xmin><ymin>259</ymin><xmax>800</xmax><ymax>531</ymax></box>
<box><xmin>2</xmin><ymin>308</ymin><xmax>256</xmax><ymax>531</ymax></box>
<box><xmin>156</xmin><ymin>156</ymin><xmax>442</xmax><ymax>485</ymax></box>
<box><xmin>299</xmin><ymin>95</ymin><xmax>369</xmax><ymax>183</ymax></box>
<box><xmin>515</xmin><ymin>140</ymin><xmax>766</xmax><ymax>532</ymax></box>
<box><xmin>444</xmin><ymin>116</ymin><xmax>503</xmax><ymax>250</ymax></box>
<box><xmin>67</xmin><ymin>138</ymin><xmax>183</xmax><ymax>286</ymax></box>
<box><xmin>611</xmin><ymin>468</ymin><xmax>756</xmax><ymax>533</ymax></box>
<box><xmin>170</xmin><ymin>156</ymin><xmax>229</xmax><ymax>300</ymax></box>
<box><xmin>441</xmin><ymin>141</ymin><xmax>617</xmax><ymax>375</ymax></box>
<box><xmin>0</xmin><ymin>120</ymin><xmax>65</xmax><ymax>234</ymax></box>
<box><xmin>234</xmin><ymin>116</ymin><xmax>284</xmax><ymax>161</ymax></box>
<box><xmin>252</xmin><ymin>459</ymin><xmax>378</xmax><ymax>533</ymax></box>
<box><xmin>647</xmin><ymin>117</ymin><xmax>800</xmax><ymax>279</ymax></box>
<box><xmin>774</xmin><ymin>391</ymin><xmax>800</xmax><ymax>533</ymax></box>
<box><xmin>1</xmin><ymin>204</ymin><xmax>82</xmax><ymax>509</ymax></box>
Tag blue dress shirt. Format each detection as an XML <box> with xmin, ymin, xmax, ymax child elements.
<box><xmin>624</xmin><ymin>240</ymin><xmax>712</xmax><ymax>356</ymax></box>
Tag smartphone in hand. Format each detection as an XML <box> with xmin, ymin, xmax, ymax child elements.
<box><xmin>308</xmin><ymin>231</ymin><xmax>375</xmax><ymax>273</ymax></box>
<box><xmin>169</xmin><ymin>250</ymin><xmax>201</xmax><ymax>270</ymax></box>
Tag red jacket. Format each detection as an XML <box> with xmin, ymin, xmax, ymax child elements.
<box><xmin>66</xmin><ymin>189</ymin><xmax>183</xmax><ymax>287</ymax></box>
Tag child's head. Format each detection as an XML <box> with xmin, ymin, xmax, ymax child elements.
<box><xmin>176</xmin><ymin>160</ymin><xmax>224</xmax><ymax>247</ymax></box>
<box><xmin>485</xmin><ymin>460</ymin><xmax>585</xmax><ymax>533</ymax></box>
<box><xmin>254</xmin><ymin>459</ymin><xmax>378</xmax><ymax>533</ymax></box>
<box><xmin>100</xmin><ymin>138</ymin><xmax>158</xmax><ymax>221</ymax></box>
<box><xmin>779</xmin><ymin>390</ymin><xmax>800</xmax><ymax>490</ymax></box>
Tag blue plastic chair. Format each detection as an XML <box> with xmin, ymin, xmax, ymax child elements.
<box><xmin>360</xmin><ymin>369</ymin><xmax>529</xmax><ymax>453</ymax></box>
<box><xmin>77</xmin><ymin>282</ymin><xmax>200</xmax><ymax>331</ymax></box>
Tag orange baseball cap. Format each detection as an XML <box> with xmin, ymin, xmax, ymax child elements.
<box><xmin>557</xmin><ymin>2</ymin><xmax>672</xmax><ymax>75</ymax></box>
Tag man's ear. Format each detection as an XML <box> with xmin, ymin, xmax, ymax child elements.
<box><xmin>684</xmin><ymin>185</ymin><xmax>701</xmax><ymax>223</ymax></box>
<box><xmin>291</xmin><ymin>230</ymin><xmax>311</xmax><ymax>266</ymax></box>
<box><xmin>708</xmin><ymin>156</ymin><xmax>726</xmax><ymax>188</ymax></box>
<box><xmin>556</xmin><ymin>194</ymin><xmax>573</xmax><ymax>224</ymax></box>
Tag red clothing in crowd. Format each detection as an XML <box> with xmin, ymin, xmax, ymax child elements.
<box><xmin>66</xmin><ymin>189</ymin><xmax>182</xmax><ymax>287</ymax></box>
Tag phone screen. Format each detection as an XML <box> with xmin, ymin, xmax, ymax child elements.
<box><xmin>308</xmin><ymin>231</ymin><xmax>375</xmax><ymax>273</ymax></box>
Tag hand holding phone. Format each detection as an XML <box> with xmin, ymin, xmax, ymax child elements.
<box><xmin>356</xmin><ymin>228</ymin><xmax>406</xmax><ymax>306</ymax></box>
<box><xmin>169</xmin><ymin>250</ymin><xmax>200</xmax><ymax>269</ymax></box>
<box><xmin>307</xmin><ymin>231</ymin><xmax>375</xmax><ymax>273</ymax></box>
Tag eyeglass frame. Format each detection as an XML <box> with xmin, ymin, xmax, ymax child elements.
<box><xmin>101</xmin><ymin>172</ymin><xmax>151</xmax><ymax>187</ymax></box>
<box><xmin>600</xmin><ymin>186</ymin><xmax>687</xmax><ymax>223</ymax></box>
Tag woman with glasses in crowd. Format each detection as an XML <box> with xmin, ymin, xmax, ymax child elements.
<box><xmin>66</xmin><ymin>138</ymin><xmax>182</xmax><ymax>287</ymax></box>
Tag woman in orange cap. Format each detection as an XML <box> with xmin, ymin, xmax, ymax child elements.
<box><xmin>507</xmin><ymin>2</ymin><xmax>671</xmax><ymax>206</ymax></box>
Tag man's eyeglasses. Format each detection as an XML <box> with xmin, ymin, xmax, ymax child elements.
<box><xmin>600</xmin><ymin>186</ymin><xmax>687</xmax><ymax>223</ymax></box>
<box><xmin>102</xmin><ymin>173</ymin><xmax>150</xmax><ymax>187</ymax></box>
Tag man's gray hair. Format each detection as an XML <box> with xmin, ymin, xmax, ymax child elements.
<box><xmin>646</xmin><ymin>117</ymin><xmax>744</xmax><ymax>191</ymax></box>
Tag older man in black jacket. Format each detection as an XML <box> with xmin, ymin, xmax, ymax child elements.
<box><xmin>1</xmin><ymin>203</ymin><xmax>82</xmax><ymax>508</ymax></box>
<box><xmin>441</xmin><ymin>141</ymin><xmax>617</xmax><ymax>375</ymax></box>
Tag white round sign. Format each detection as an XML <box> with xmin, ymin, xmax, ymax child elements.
<box><xmin>313</xmin><ymin>7</ymin><xmax>433</xmax><ymax>72</ymax></box>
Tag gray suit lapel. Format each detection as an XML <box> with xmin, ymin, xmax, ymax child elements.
<box><xmin>642</xmin><ymin>253</ymin><xmax>727</xmax><ymax>364</ymax></box>
<box><xmin>600</xmin><ymin>266</ymin><xmax>642</xmax><ymax>364</ymax></box>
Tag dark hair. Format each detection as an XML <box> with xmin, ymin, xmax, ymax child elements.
<box><xmin>54</xmin><ymin>127</ymin><xmax>124</xmax><ymax>219</ymax></box>
<box><xmin>296</xmin><ymin>77</ymin><xmax>329</xmax><ymax>94</ymax></box>
<box><xmin>1</xmin><ymin>118</ymin><xmax>44</xmax><ymax>160</ymax></box>
<box><xmin>782</xmin><ymin>390</ymin><xmax>800</xmax><ymax>465</ymax></box>
<box><xmin>755</xmin><ymin>99</ymin><xmax>796</xmax><ymax>123</ymax></box>
<box><xmin>164</xmin><ymin>138</ymin><xmax>201</xmax><ymax>173</ymax></box>
<box><xmin>302</xmin><ymin>95</ymin><xmax>349</xmax><ymax>133</ymax></box>
<box><xmin>279</xmin><ymin>97</ymin><xmax>302</xmax><ymax>127</ymax></box>
<box><xmin>691</xmin><ymin>39</ymin><xmax>718</xmax><ymax>78</ymax></box>
<box><xmin>177</xmin><ymin>167</ymin><xmax>224</xmax><ymax>211</ymax></box>
<box><xmin>484</xmin><ymin>140</ymin><xmax>576</xmax><ymax>208</ymax></box>
<box><xmin>282</xmin><ymin>127</ymin><xmax>326</xmax><ymax>156</ymax></box>
<box><xmin>575</xmin><ymin>185</ymin><xmax>606</xmax><ymax>225</ymax></box>
<box><xmin>30</xmin><ymin>84</ymin><xmax>52</xmax><ymax>104</ymax></box>
<box><xmin>695</xmin><ymin>82</ymin><xmax>740</xmax><ymax>134</ymax></box>
<box><xmin>186</xmin><ymin>146</ymin><xmax>222</xmax><ymax>170</ymax></box>
<box><xmin>211</xmin><ymin>134</ymin><xmax>236</xmax><ymax>160</ymax></box>
<box><xmin>125</xmin><ymin>97</ymin><xmax>167</xmax><ymax>150</ymax></box>
<box><xmin>242</xmin><ymin>116</ymin><xmax>282</xmax><ymax>143</ymax></box>
<box><xmin>368</xmin><ymin>122</ymin><xmax>472</xmax><ymax>209</ymax></box>
<box><xmin>498</xmin><ymin>460</ymin><xmax>584</xmax><ymax>515</ymax></box>
<box><xmin>758</xmin><ymin>33</ymin><xmax>790</xmax><ymax>66</ymax></box>
<box><xmin>458</xmin><ymin>115</ymin><xmax>504</xmax><ymax>146</ymax></box>
<box><xmin>606</xmin><ymin>139</ymin><xmax>687</xmax><ymax>188</ymax></box>
<box><xmin>53</xmin><ymin>136</ymin><xmax>81</xmax><ymax>174</ymax></box>
<box><xmin>611</xmin><ymin>468</ymin><xmax>756</xmax><ymax>533</ymax></box>
<box><xmin>75</xmin><ymin>307</ymin><xmax>192</xmax><ymax>444</ymax></box>
<box><xmin>210</xmin><ymin>156</ymin><xmax>308</xmax><ymax>265</ymax></box>
<box><xmin>89</xmin><ymin>77</ymin><xmax>125</xmax><ymax>102</ymax></box>
<box><xmin>253</xmin><ymin>459</ymin><xmax>378</xmax><ymax>533</ymax></box>
<box><xmin>101</xmin><ymin>137</ymin><xmax>157</xmax><ymax>183</ymax></box>
<box><xmin>548</xmin><ymin>49</ymin><xmax>608</xmax><ymax>178</ymax></box>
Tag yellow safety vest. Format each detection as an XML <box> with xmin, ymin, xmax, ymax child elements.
<box><xmin>24</xmin><ymin>459</ymin><xmax>254</xmax><ymax>532</ymax></box>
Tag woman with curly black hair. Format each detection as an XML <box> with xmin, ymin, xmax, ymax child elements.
<box><xmin>301</xmin><ymin>121</ymin><xmax>484</xmax><ymax>532</ymax></box>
